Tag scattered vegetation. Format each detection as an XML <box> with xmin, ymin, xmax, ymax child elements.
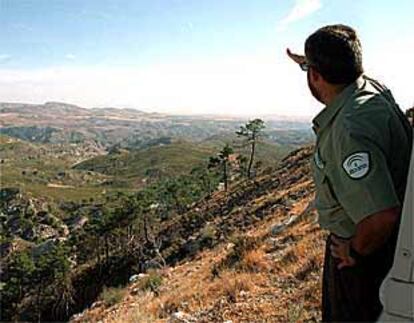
<box><xmin>0</xmin><ymin>106</ymin><xmax>316</xmax><ymax>322</ymax></box>
<box><xmin>99</xmin><ymin>286</ymin><xmax>127</xmax><ymax>307</ymax></box>
<box><xmin>216</xmin><ymin>234</ymin><xmax>261</xmax><ymax>271</ymax></box>
<box><xmin>69</xmin><ymin>146</ymin><xmax>323</xmax><ymax>323</ymax></box>
<box><xmin>137</xmin><ymin>271</ymin><xmax>163</xmax><ymax>293</ymax></box>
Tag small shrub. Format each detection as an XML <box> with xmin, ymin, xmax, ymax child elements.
<box><xmin>199</xmin><ymin>224</ymin><xmax>216</xmax><ymax>247</ymax></box>
<box><xmin>139</xmin><ymin>271</ymin><xmax>163</xmax><ymax>293</ymax></box>
<box><xmin>221</xmin><ymin>275</ymin><xmax>253</xmax><ymax>303</ymax></box>
<box><xmin>241</xmin><ymin>249</ymin><xmax>269</xmax><ymax>272</ymax></box>
<box><xmin>99</xmin><ymin>286</ymin><xmax>126</xmax><ymax>307</ymax></box>
<box><xmin>217</xmin><ymin>235</ymin><xmax>260</xmax><ymax>271</ymax></box>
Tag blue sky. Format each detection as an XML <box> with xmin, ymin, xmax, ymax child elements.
<box><xmin>0</xmin><ymin>0</ymin><xmax>413</xmax><ymax>116</ymax></box>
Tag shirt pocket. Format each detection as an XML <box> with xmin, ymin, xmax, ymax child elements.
<box><xmin>312</xmin><ymin>161</ymin><xmax>339</xmax><ymax>210</ymax></box>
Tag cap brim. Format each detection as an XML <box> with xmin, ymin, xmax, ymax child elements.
<box><xmin>286</xmin><ymin>48</ymin><xmax>306</xmax><ymax>65</ymax></box>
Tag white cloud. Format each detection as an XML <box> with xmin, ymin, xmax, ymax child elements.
<box><xmin>65</xmin><ymin>53</ymin><xmax>76</xmax><ymax>60</ymax></box>
<box><xmin>0</xmin><ymin>41</ymin><xmax>412</xmax><ymax>117</ymax></box>
<box><xmin>278</xmin><ymin>0</ymin><xmax>322</xmax><ymax>30</ymax></box>
<box><xmin>0</xmin><ymin>55</ymin><xmax>317</xmax><ymax>117</ymax></box>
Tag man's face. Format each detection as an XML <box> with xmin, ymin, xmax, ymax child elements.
<box><xmin>307</xmin><ymin>68</ymin><xmax>324</xmax><ymax>104</ymax></box>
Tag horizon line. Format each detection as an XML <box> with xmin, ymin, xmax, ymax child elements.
<box><xmin>0</xmin><ymin>100</ymin><xmax>314</xmax><ymax>121</ymax></box>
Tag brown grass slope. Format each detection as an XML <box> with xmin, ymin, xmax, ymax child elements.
<box><xmin>72</xmin><ymin>146</ymin><xmax>326</xmax><ymax>323</ymax></box>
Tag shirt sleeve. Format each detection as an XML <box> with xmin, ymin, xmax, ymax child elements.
<box><xmin>326</xmin><ymin>125</ymin><xmax>400</xmax><ymax>225</ymax></box>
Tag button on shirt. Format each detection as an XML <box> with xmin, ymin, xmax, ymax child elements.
<box><xmin>312</xmin><ymin>75</ymin><xmax>412</xmax><ymax>238</ymax></box>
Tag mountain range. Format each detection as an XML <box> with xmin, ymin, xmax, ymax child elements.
<box><xmin>0</xmin><ymin>102</ymin><xmax>313</xmax><ymax>150</ymax></box>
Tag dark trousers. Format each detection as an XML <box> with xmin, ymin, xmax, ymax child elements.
<box><xmin>322</xmin><ymin>234</ymin><xmax>397</xmax><ymax>322</ymax></box>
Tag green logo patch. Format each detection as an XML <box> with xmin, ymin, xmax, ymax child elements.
<box><xmin>342</xmin><ymin>152</ymin><xmax>370</xmax><ymax>179</ymax></box>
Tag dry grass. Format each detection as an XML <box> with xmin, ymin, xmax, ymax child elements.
<box><xmin>105</xmin><ymin>292</ymin><xmax>157</xmax><ymax>323</ymax></box>
<box><xmin>209</xmin><ymin>271</ymin><xmax>259</xmax><ymax>303</ymax></box>
<box><xmin>72</xmin><ymin>175</ymin><xmax>324</xmax><ymax>323</ymax></box>
<box><xmin>240</xmin><ymin>249</ymin><xmax>270</xmax><ymax>272</ymax></box>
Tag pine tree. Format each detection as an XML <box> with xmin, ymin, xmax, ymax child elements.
<box><xmin>236</xmin><ymin>119</ymin><xmax>265</xmax><ymax>178</ymax></box>
<box><xmin>208</xmin><ymin>144</ymin><xmax>234</xmax><ymax>191</ymax></box>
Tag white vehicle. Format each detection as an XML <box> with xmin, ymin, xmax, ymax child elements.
<box><xmin>378</xmin><ymin>134</ymin><xmax>414</xmax><ymax>322</ymax></box>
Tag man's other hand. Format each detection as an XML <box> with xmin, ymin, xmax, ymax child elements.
<box><xmin>330</xmin><ymin>235</ymin><xmax>356</xmax><ymax>269</ymax></box>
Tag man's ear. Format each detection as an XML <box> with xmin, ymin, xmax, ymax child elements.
<box><xmin>309</xmin><ymin>67</ymin><xmax>321</xmax><ymax>83</ymax></box>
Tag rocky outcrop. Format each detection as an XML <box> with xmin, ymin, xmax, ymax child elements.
<box><xmin>1</xmin><ymin>192</ymin><xmax>69</xmax><ymax>242</ymax></box>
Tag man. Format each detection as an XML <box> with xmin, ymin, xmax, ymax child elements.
<box><xmin>287</xmin><ymin>24</ymin><xmax>413</xmax><ymax>322</ymax></box>
<box><xmin>406</xmin><ymin>107</ymin><xmax>414</xmax><ymax>127</ymax></box>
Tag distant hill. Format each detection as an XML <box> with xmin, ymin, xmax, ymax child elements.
<box><xmin>0</xmin><ymin>102</ymin><xmax>313</xmax><ymax>149</ymax></box>
<box><xmin>0</xmin><ymin>134</ymin><xmax>111</xmax><ymax>201</ymax></box>
<box><xmin>0</xmin><ymin>102</ymin><xmax>88</xmax><ymax>115</ymax></box>
<box><xmin>73</xmin><ymin>140</ymin><xmax>216</xmax><ymax>183</ymax></box>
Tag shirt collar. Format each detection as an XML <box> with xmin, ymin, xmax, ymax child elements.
<box><xmin>312</xmin><ymin>76</ymin><xmax>365</xmax><ymax>134</ymax></box>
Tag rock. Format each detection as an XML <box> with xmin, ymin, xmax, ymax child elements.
<box><xmin>90</xmin><ymin>301</ymin><xmax>103</xmax><ymax>309</ymax></box>
<box><xmin>285</xmin><ymin>215</ymin><xmax>298</xmax><ymax>226</ymax></box>
<box><xmin>69</xmin><ymin>216</ymin><xmax>89</xmax><ymax>230</ymax></box>
<box><xmin>271</xmin><ymin>215</ymin><xmax>298</xmax><ymax>236</ymax></box>
<box><xmin>36</xmin><ymin>224</ymin><xmax>59</xmax><ymax>240</ymax></box>
<box><xmin>271</xmin><ymin>223</ymin><xmax>286</xmax><ymax>236</ymax></box>
<box><xmin>168</xmin><ymin>311</ymin><xmax>197</xmax><ymax>323</ymax></box>
<box><xmin>131</xmin><ymin>287</ymin><xmax>140</xmax><ymax>295</ymax></box>
<box><xmin>70</xmin><ymin>312</ymin><xmax>83</xmax><ymax>321</ymax></box>
<box><xmin>129</xmin><ymin>274</ymin><xmax>140</xmax><ymax>283</ymax></box>
<box><xmin>59</xmin><ymin>224</ymin><xmax>70</xmax><ymax>237</ymax></box>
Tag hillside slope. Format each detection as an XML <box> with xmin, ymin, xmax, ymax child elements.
<box><xmin>72</xmin><ymin>146</ymin><xmax>326</xmax><ymax>322</ymax></box>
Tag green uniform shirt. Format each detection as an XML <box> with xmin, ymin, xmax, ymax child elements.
<box><xmin>312</xmin><ymin>75</ymin><xmax>413</xmax><ymax>238</ymax></box>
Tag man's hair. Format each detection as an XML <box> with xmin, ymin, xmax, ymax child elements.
<box><xmin>305</xmin><ymin>24</ymin><xmax>364</xmax><ymax>85</ymax></box>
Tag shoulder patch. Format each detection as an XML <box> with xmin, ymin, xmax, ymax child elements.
<box><xmin>342</xmin><ymin>152</ymin><xmax>370</xmax><ymax>179</ymax></box>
